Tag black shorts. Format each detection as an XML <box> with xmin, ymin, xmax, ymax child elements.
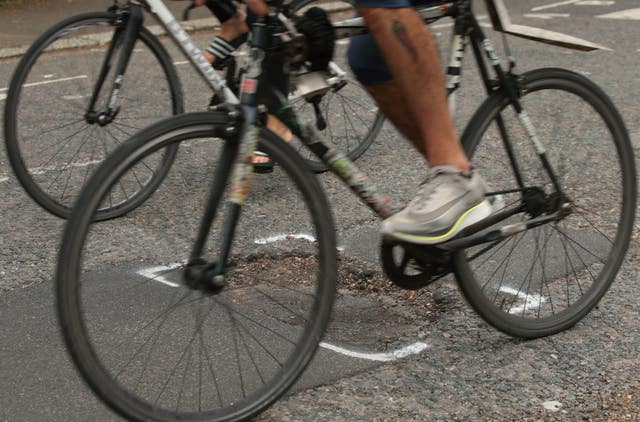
<box><xmin>348</xmin><ymin>0</ymin><xmax>436</xmax><ymax>85</ymax></box>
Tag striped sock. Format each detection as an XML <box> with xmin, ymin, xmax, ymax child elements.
<box><xmin>206</xmin><ymin>36</ymin><xmax>236</xmax><ymax>61</ymax></box>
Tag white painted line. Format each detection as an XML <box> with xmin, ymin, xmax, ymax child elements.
<box><xmin>532</xmin><ymin>0</ymin><xmax>579</xmax><ymax>11</ymax></box>
<box><xmin>320</xmin><ymin>341</ymin><xmax>428</xmax><ymax>362</ymax></box>
<box><xmin>136</xmin><ymin>262</ymin><xmax>184</xmax><ymax>288</ymax></box>
<box><xmin>524</xmin><ymin>13</ymin><xmax>571</xmax><ymax>19</ymax></box>
<box><xmin>596</xmin><ymin>8</ymin><xmax>640</xmax><ymax>19</ymax></box>
<box><xmin>61</xmin><ymin>94</ymin><xmax>89</xmax><ymax>101</ymax></box>
<box><xmin>29</xmin><ymin>159</ymin><xmax>103</xmax><ymax>176</ymax></box>
<box><xmin>18</xmin><ymin>75</ymin><xmax>89</xmax><ymax>89</ymax></box>
<box><xmin>0</xmin><ymin>176</ymin><xmax>8</xmax><ymax>184</ymax></box>
<box><xmin>136</xmin><ymin>262</ymin><xmax>429</xmax><ymax>362</ymax></box>
<box><xmin>500</xmin><ymin>286</ymin><xmax>546</xmax><ymax>314</ymax></box>
<box><xmin>576</xmin><ymin>0</ymin><xmax>615</xmax><ymax>5</ymax></box>
<box><xmin>173</xmin><ymin>60</ymin><xmax>190</xmax><ymax>65</ymax></box>
<box><xmin>254</xmin><ymin>233</ymin><xmax>316</xmax><ymax>245</ymax></box>
<box><xmin>253</xmin><ymin>230</ymin><xmax>344</xmax><ymax>251</ymax></box>
<box><xmin>0</xmin><ymin>93</ymin><xmax>6</xmax><ymax>101</ymax></box>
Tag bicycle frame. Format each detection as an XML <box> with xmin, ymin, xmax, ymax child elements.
<box><xmin>94</xmin><ymin>0</ymin><xmax>602</xmax><ymax>287</ymax></box>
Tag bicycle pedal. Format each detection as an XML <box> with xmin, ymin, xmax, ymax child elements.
<box><xmin>381</xmin><ymin>239</ymin><xmax>452</xmax><ymax>290</ymax></box>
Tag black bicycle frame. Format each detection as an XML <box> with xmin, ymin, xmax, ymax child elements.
<box><xmin>186</xmin><ymin>17</ymin><xmax>271</xmax><ymax>289</ymax></box>
<box><xmin>86</xmin><ymin>3</ymin><xmax>144</xmax><ymax>123</ymax></box>
<box><xmin>177</xmin><ymin>0</ymin><xmax>571</xmax><ymax>285</ymax></box>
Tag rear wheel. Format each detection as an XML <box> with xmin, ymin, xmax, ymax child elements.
<box><xmin>56</xmin><ymin>112</ymin><xmax>337</xmax><ymax>421</ymax></box>
<box><xmin>454</xmin><ymin>68</ymin><xmax>636</xmax><ymax>338</ymax></box>
<box><xmin>287</xmin><ymin>0</ymin><xmax>384</xmax><ymax>172</ymax></box>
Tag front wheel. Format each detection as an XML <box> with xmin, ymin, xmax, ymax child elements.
<box><xmin>454</xmin><ymin>68</ymin><xmax>636</xmax><ymax>338</ymax></box>
<box><xmin>4</xmin><ymin>12</ymin><xmax>183</xmax><ymax>220</ymax></box>
<box><xmin>56</xmin><ymin>112</ymin><xmax>337</xmax><ymax>421</ymax></box>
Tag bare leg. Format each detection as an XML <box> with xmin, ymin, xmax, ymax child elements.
<box><xmin>203</xmin><ymin>11</ymin><xmax>248</xmax><ymax>63</ymax></box>
<box><xmin>363</xmin><ymin>80</ymin><xmax>424</xmax><ymax>156</ymax></box>
<box><xmin>359</xmin><ymin>8</ymin><xmax>470</xmax><ymax>171</ymax></box>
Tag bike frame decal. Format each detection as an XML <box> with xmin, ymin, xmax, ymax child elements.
<box><xmin>300</xmin><ymin>125</ymin><xmax>398</xmax><ymax>218</ymax></box>
<box><xmin>446</xmin><ymin>33</ymin><xmax>465</xmax><ymax>116</ymax></box>
<box><xmin>145</xmin><ymin>0</ymin><xmax>238</xmax><ymax>103</ymax></box>
<box><xmin>228</xmin><ymin>125</ymin><xmax>259</xmax><ymax>206</ymax></box>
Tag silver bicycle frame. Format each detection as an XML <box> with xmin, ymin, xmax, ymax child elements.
<box><xmin>143</xmin><ymin>0</ymin><xmax>239</xmax><ymax>103</ymax></box>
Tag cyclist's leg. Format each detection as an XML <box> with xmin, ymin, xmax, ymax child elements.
<box><xmin>350</xmin><ymin>2</ymin><xmax>491</xmax><ymax>244</ymax></box>
<box><xmin>347</xmin><ymin>35</ymin><xmax>424</xmax><ymax>154</ymax></box>
<box><xmin>198</xmin><ymin>2</ymin><xmax>293</xmax><ymax>167</ymax></box>
<box><xmin>351</xmin><ymin>3</ymin><xmax>468</xmax><ymax>169</ymax></box>
<box><xmin>198</xmin><ymin>0</ymin><xmax>248</xmax><ymax>64</ymax></box>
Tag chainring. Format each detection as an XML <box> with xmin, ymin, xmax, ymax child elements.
<box><xmin>381</xmin><ymin>239</ymin><xmax>452</xmax><ymax>290</ymax></box>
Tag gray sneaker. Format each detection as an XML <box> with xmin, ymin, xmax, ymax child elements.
<box><xmin>381</xmin><ymin>165</ymin><xmax>492</xmax><ymax>245</ymax></box>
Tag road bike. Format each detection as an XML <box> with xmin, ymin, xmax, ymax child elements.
<box><xmin>3</xmin><ymin>0</ymin><xmax>378</xmax><ymax>220</ymax></box>
<box><xmin>55</xmin><ymin>0</ymin><xmax>636</xmax><ymax>420</ymax></box>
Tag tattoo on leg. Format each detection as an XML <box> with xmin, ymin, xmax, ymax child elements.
<box><xmin>392</xmin><ymin>20</ymin><xmax>418</xmax><ymax>62</ymax></box>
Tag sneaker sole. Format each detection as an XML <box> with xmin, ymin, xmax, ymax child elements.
<box><xmin>382</xmin><ymin>199</ymin><xmax>493</xmax><ymax>245</ymax></box>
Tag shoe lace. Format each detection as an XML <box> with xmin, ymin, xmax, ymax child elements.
<box><xmin>412</xmin><ymin>166</ymin><xmax>468</xmax><ymax>206</ymax></box>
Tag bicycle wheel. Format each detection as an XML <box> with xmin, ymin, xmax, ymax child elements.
<box><xmin>454</xmin><ymin>68</ymin><xmax>636</xmax><ymax>338</ymax></box>
<box><xmin>56</xmin><ymin>112</ymin><xmax>337</xmax><ymax>421</ymax></box>
<box><xmin>287</xmin><ymin>0</ymin><xmax>384</xmax><ymax>172</ymax></box>
<box><xmin>4</xmin><ymin>11</ymin><xmax>183</xmax><ymax>221</ymax></box>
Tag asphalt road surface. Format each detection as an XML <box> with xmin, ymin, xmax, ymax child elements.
<box><xmin>1</xmin><ymin>0</ymin><xmax>639</xmax><ymax>420</ymax></box>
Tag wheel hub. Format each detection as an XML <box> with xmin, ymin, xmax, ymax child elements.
<box><xmin>183</xmin><ymin>259</ymin><xmax>226</xmax><ymax>294</ymax></box>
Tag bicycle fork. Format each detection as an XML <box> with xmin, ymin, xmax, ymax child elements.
<box><xmin>84</xmin><ymin>3</ymin><xmax>143</xmax><ymax>126</ymax></box>
<box><xmin>184</xmin><ymin>20</ymin><xmax>270</xmax><ymax>292</ymax></box>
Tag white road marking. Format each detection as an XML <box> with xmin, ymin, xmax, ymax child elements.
<box><xmin>136</xmin><ymin>263</ymin><xmax>184</xmax><ymax>288</ymax></box>
<box><xmin>62</xmin><ymin>94</ymin><xmax>89</xmax><ymax>101</ymax></box>
<box><xmin>0</xmin><ymin>93</ymin><xmax>6</xmax><ymax>101</ymax></box>
<box><xmin>254</xmin><ymin>233</ymin><xmax>316</xmax><ymax>244</ymax></box>
<box><xmin>28</xmin><ymin>159</ymin><xmax>104</xmax><ymax>176</ymax></box>
<box><xmin>320</xmin><ymin>341</ymin><xmax>429</xmax><ymax>362</ymax></box>
<box><xmin>577</xmin><ymin>0</ymin><xmax>615</xmax><ymax>5</ymax></box>
<box><xmin>524</xmin><ymin>13</ymin><xmax>571</xmax><ymax>19</ymax></box>
<box><xmin>500</xmin><ymin>286</ymin><xmax>546</xmax><ymax>314</ymax></box>
<box><xmin>596</xmin><ymin>8</ymin><xmax>640</xmax><ymax>19</ymax></box>
<box><xmin>136</xmin><ymin>262</ymin><xmax>430</xmax><ymax>362</ymax></box>
<box><xmin>18</xmin><ymin>75</ymin><xmax>89</xmax><ymax>89</ymax></box>
<box><xmin>173</xmin><ymin>60</ymin><xmax>189</xmax><ymax>65</ymax></box>
<box><xmin>532</xmin><ymin>0</ymin><xmax>580</xmax><ymax>11</ymax></box>
<box><xmin>1</xmin><ymin>159</ymin><xmax>104</xmax><ymax>185</ymax></box>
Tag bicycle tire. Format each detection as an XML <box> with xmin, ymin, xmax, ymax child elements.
<box><xmin>454</xmin><ymin>68</ymin><xmax>636</xmax><ymax>338</ymax></box>
<box><xmin>287</xmin><ymin>0</ymin><xmax>384</xmax><ymax>172</ymax></box>
<box><xmin>56</xmin><ymin>111</ymin><xmax>337</xmax><ymax>421</ymax></box>
<box><xmin>4</xmin><ymin>11</ymin><xmax>183</xmax><ymax>221</ymax></box>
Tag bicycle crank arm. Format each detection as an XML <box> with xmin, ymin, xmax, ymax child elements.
<box><xmin>438</xmin><ymin>209</ymin><xmax>567</xmax><ymax>251</ymax></box>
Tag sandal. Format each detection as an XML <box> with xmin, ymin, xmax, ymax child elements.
<box><xmin>250</xmin><ymin>115</ymin><xmax>294</xmax><ymax>174</ymax></box>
